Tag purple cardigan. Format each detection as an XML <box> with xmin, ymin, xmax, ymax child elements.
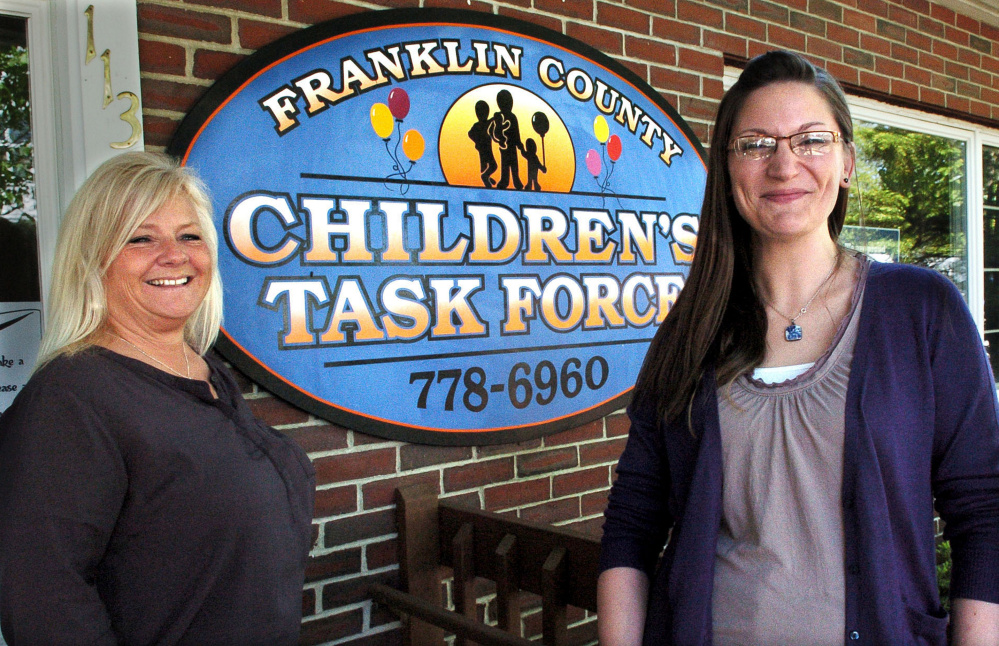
<box><xmin>600</xmin><ymin>262</ymin><xmax>999</xmax><ymax>646</ymax></box>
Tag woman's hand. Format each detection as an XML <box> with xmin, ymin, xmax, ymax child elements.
<box><xmin>597</xmin><ymin>566</ymin><xmax>649</xmax><ymax>646</ymax></box>
<box><xmin>951</xmin><ymin>598</ymin><xmax>999</xmax><ymax>646</ymax></box>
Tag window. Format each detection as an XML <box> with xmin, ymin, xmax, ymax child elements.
<box><xmin>982</xmin><ymin>145</ymin><xmax>999</xmax><ymax>378</ymax></box>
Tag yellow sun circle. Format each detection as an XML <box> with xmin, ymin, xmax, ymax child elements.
<box><xmin>438</xmin><ymin>83</ymin><xmax>575</xmax><ymax>192</ymax></box>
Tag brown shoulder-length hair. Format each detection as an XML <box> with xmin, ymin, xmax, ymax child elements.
<box><xmin>632</xmin><ymin>50</ymin><xmax>855</xmax><ymax>426</ymax></box>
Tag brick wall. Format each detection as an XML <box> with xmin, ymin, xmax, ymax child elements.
<box><xmin>135</xmin><ymin>0</ymin><xmax>999</xmax><ymax>643</ymax></box>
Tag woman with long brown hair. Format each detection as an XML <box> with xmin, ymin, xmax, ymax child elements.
<box><xmin>598</xmin><ymin>51</ymin><xmax>999</xmax><ymax>645</ymax></box>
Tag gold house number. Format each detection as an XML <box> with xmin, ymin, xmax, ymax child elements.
<box><xmin>85</xmin><ymin>5</ymin><xmax>142</xmax><ymax>149</ymax></box>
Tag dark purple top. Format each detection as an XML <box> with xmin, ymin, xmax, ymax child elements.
<box><xmin>601</xmin><ymin>262</ymin><xmax>999</xmax><ymax>646</ymax></box>
<box><xmin>0</xmin><ymin>347</ymin><xmax>315</xmax><ymax>646</ymax></box>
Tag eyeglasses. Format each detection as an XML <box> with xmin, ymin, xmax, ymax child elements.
<box><xmin>728</xmin><ymin>130</ymin><xmax>843</xmax><ymax>160</ymax></box>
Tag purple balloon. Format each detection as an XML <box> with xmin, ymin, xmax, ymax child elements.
<box><xmin>585</xmin><ymin>149</ymin><xmax>601</xmax><ymax>176</ymax></box>
<box><xmin>387</xmin><ymin>88</ymin><xmax>410</xmax><ymax>120</ymax></box>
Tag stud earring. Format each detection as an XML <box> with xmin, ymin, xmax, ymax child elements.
<box><xmin>843</xmin><ymin>177</ymin><xmax>850</xmax><ymax>184</ymax></box>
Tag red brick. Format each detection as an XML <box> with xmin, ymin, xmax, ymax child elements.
<box><xmin>599</xmin><ymin>2</ymin><xmax>652</xmax><ymax>33</ymax></box>
<box><xmin>305</xmin><ymin>547</ymin><xmax>361</xmax><ymax>582</ymax></box>
<box><xmin>284</xmin><ymin>422</ymin><xmax>349</xmax><ymax>454</ymax></box>
<box><xmin>843</xmin><ymin>47</ymin><xmax>874</xmax><ymax>70</ymax></box>
<box><xmin>856</xmin><ymin>0</ymin><xmax>889</xmax><ymax>18</ymax></box>
<box><xmin>424</xmin><ymin>0</ymin><xmax>493</xmax><ymax>10</ymax></box>
<box><xmin>679</xmin><ymin>47</ymin><xmax>723</xmax><ymax>76</ymax></box>
<box><xmin>651</xmin><ymin>66</ymin><xmax>701</xmax><ymax>94</ymax></box>
<box><xmin>955</xmin><ymin>13</ymin><xmax>979</xmax><ymax>34</ymax></box>
<box><xmin>519</xmin><ymin>497</ymin><xmax>580</xmax><ymax>524</ymax></box>
<box><xmin>651</xmin><ymin>16</ymin><xmax>701</xmax><ymax>45</ymax></box>
<box><xmin>517</xmin><ymin>447</ymin><xmax>578</xmax><ymax>477</ymax></box>
<box><xmin>138</xmin><ymin>39</ymin><xmax>185</xmax><ymax>76</ymax></box>
<box><xmin>958</xmin><ymin>47</ymin><xmax>982</xmax><ymax>67</ymax></box>
<box><xmin>399</xmin><ymin>443</ymin><xmax>472</xmax><ymax>470</ymax></box>
<box><xmin>362</xmin><ymin>471</ymin><xmax>439</xmax><ymax>509</ymax></box>
<box><xmin>563</xmin><ymin>515</ymin><xmax>605</xmax><ymax>538</ymax></box>
<box><xmin>930</xmin><ymin>73</ymin><xmax>956</xmax><ymax>92</ymax></box>
<box><xmin>930</xmin><ymin>3</ymin><xmax>955</xmax><ymax>24</ymax></box>
<box><xmin>192</xmin><ymin>49</ymin><xmax>244</xmax><ymax>80</ymax></box>
<box><xmin>920</xmin><ymin>86</ymin><xmax>946</xmax><ymax>106</ymax></box>
<box><xmin>366</xmin><ymin>538</ymin><xmax>398</xmax><ymax>570</ymax></box>
<box><xmin>984</xmin><ymin>56</ymin><xmax>999</xmax><ymax>75</ymax></box>
<box><xmin>703</xmin><ymin>29</ymin><xmax>748</xmax><ymax>57</ymax></box>
<box><xmin>441</xmin><ymin>491</ymin><xmax>481</xmax><ymax>509</ymax></box>
<box><xmin>352</xmin><ymin>430</ymin><xmax>390</xmax><ymax>445</ymax></box>
<box><xmin>748</xmin><ymin>39</ymin><xmax>772</xmax><ymax>60</ymax></box>
<box><xmin>767</xmin><ymin>24</ymin><xmax>806</xmax><ymax>50</ymax></box>
<box><xmin>477</xmin><ymin>437</ymin><xmax>542</xmax><ymax>457</ymax></box>
<box><xmin>969</xmin><ymin>99</ymin><xmax>991</xmax><ymax>119</ymax></box>
<box><xmin>553</xmin><ymin>465</ymin><xmax>612</xmax><ymax>496</ymax></box>
<box><xmin>323</xmin><ymin>508</ymin><xmax>394</xmax><ymax>547</ymax></box>
<box><xmin>581</xmin><ymin>490</ymin><xmax>610</xmax><ymax>516</ymax></box>
<box><xmin>237</xmin><ymin>18</ymin><xmax>297</xmax><ymax>51</ymax></box>
<box><xmin>843</xmin><ymin>7</ymin><xmax>876</xmax><ymax>32</ymax></box>
<box><xmin>983</xmin><ymin>23</ymin><xmax>999</xmax><ymax>42</ymax></box>
<box><xmin>891</xmin><ymin>41</ymin><xmax>919</xmax><ymax>64</ymax></box>
<box><xmin>678</xmin><ymin>0</ymin><xmax>723</xmax><ymax>28</ymax></box>
<box><xmin>906</xmin><ymin>29</ymin><xmax>932</xmax><ymax>51</ymax></box>
<box><xmin>629</xmin><ymin>0</ymin><xmax>677</xmax><ymax>14</ymax></box>
<box><xmin>606</xmin><ymin>411</ymin><xmax>631</xmax><ymax>436</ymax></box>
<box><xmin>580</xmin><ymin>437</ymin><xmax>628</xmax><ymax>465</ymax></box>
<box><xmin>859</xmin><ymin>69</ymin><xmax>891</xmax><ymax>94</ymax></box>
<box><xmin>726</xmin><ymin>13</ymin><xmax>767</xmax><ymax>40</ymax></box>
<box><xmin>861</xmin><ymin>33</ymin><xmax>892</xmax><ymax>57</ymax></box>
<box><xmin>704</xmin><ymin>77</ymin><xmax>725</xmax><ymax>100</ymax></box>
<box><xmin>750</xmin><ymin>0</ymin><xmax>789</xmax><ymax>24</ymax></box>
<box><xmin>247</xmin><ymin>394</ymin><xmax>311</xmax><ymax>425</ymax></box>
<box><xmin>286</xmin><ymin>0</ymin><xmax>367</xmax><ymax>24</ymax></box>
<box><xmin>945</xmin><ymin>94</ymin><xmax>970</xmax><ymax>113</ymax></box>
<box><xmin>918</xmin><ymin>15</ymin><xmax>946</xmax><ymax>38</ymax></box>
<box><xmin>545</xmin><ymin>418</ymin><xmax>604</xmax><ymax>446</ymax></box>
<box><xmin>139</xmin><ymin>114</ymin><xmax>177</xmax><ymax>149</ymax></box>
<box><xmin>443</xmin><ymin>457</ymin><xmax>514</xmax><ymax>491</ymax></box>
<box><xmin>808</xmin><ymin>36</ymin><xmax>843</xmax><ymax>61</ymax></box>
<box><xmin>828</xmin><ymin>23</ymin><xmax>860</xmax><ymax>47</ymax></box>
<box><xmin>984</xmin><ymin>87</ymin><xmax>999</xmax><ymax>105</ymax></box>
<box><xmin>904</xmin><ymin>65</ymin><xmax>931</xmax><ymax>85</ymax></box>
<box><xmin>312</xmin><ymin>447</ymin><xmax>396</xmax><ymax>485</ymax></box>
<box><xmin>809</xmin><ymin>0</ymin><xmax>842</xmax><ymax>20</ymax></box>
<box><xmin>875</xmin><ymin>55</ymin><xmax>904</xmax><ymax>78</ymax></box>
<box><xmin>300</xmin><ymin>610</ymin><xmax>363</xmax><ymax>646</ymax></box>
<box><xmin>302</xmin><ymin>587</ymin><xmax>316</xmax><ymax>617</ymax></box>
<box><xmin>626</xmin><ymin>35</ymin><xmax>677</xmax><ymax>64</ymax></box>
<box><xmin>932</xmin><ymin>39</ymin><xmax>958</xmax><ymax>61</ymax></box>
<box><xmin>187</xmin><ymin>0</ymin><xmax>282</xmax><ymax>18</ymax></box>
<box><xmin>945</xmin><ymin>25</ymin><xmax>969</xmax><ymax>47</ymax></box>
<box><xmin>969</xmin><ymin>67</ymin><xmax>991</xmax><ymax>87</ymax></box>
<box><xmin>945</xmin><ymin>60</ymin><xmax>970</xmax><ymax>80</ymax></box>
<box><xmin>791</xmin><ymin>11</ymin><xmax>826</xmax><ymax>36</ymax></box>
<box><xmin>892</xmin><ymin>78</ymin><xmax>919</xmax><ymax>101</ymax></box>
<box><xmin>535</xmin><ymin>0</ymin><xmax>593</xmax><ymax>19</ymax></box>
<box><xmin>617</xmin><ymin>58</ymin><xmax>649</xmax><ymax>82</ymax></box>
<box><xmin>918</xmin><ymin>51</ymin><xmax>945</xmax><ymax>72</ymax></box>
<box><xmin>876</xmin><ymin>17</ymin><xmax>906</xmax><ymax>42</ymax></box>
<box><xmin>889</xmin><ymin>5</ymin><xmax>919</xmax><ymax>28</ymax></box>
<box><xmin>566</xmin><ymin>23</ymin><xmax>624</xmax><ymax>55</ymax></box>
<box><xmin>322</xmin><ymin>570</ymin><xmax>398</xmax><ymax>608</ymax></box>
<box><xmin>137</xmin><ymin>4</ymin><xmax>231</xmax><ymax>44</ymax></box>
<box><xmin>314</xmin><ymin>484</ymin><xmax>357</xmax><ymax>517</ymax></box>
<box><xmin>825</xmin><ymin>60</ymin><xmax>858</xmax><ymax>85</ymax></box>
<box><xmin>140</xmin><ymin>78</ymin><xmax>206</xmax><ymax>114</ymax></box>
<box><xmin>497</xmin><ymin>7</ymin><xmax>562</xmax><ymax>32</ymax></box>
<box><xmin>483</xmin><ymin>477</ymin><xmax>550</xmax><ymax>511</ymax></box>
<box><xmin>900</xmin><ymin>0</ymin><xmax>930</xmax><ymax>14</ymax></box>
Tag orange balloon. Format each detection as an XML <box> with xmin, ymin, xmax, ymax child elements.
<box><xmin>402</xmin><ymin>129</ymin><xmax>425</xmax><ymax>161</ymax></box>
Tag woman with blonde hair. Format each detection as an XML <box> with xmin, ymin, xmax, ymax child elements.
<box><xmin>0</xmin><ymin>151</ymin><xmax>315</xmax><ymax>645</ymax></box>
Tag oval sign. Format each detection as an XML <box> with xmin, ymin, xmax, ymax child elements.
<box><xmin>169</xmin><ymin>8</ymin><xmax>706</xmax><ymax>445</ymax></box>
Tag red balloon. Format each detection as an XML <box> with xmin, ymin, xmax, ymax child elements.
<box><xmin>387</xmin><ymin>88</ymin><xmax>410</xmax><ymax>120</ymax></box>
<box><xmin>607</xmin><ymin>134</ymin><xmax>622</xmax><ymax>162</ymax></box>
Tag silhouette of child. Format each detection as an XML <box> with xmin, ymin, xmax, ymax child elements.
<box><xmin>467</xmin><ymin>100</ymin><xmax>497</xmax><ymax>188</ymax></box>
<box><xmin>487</xmin><ymin>89</ymin><xmax>524</xmax><ymax>190</ymax></box>
<box><xmin>523</xmin><ymin>138</ymin><xmax>546</xmax><ymax>192</ymax></box>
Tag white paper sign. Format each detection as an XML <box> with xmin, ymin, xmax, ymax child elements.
<box><xmin>0</xmin><ymin>303</ymin><xmax>42</xmax><ymax>412</ymax></box>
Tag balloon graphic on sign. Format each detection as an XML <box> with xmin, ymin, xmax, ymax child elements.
<box><xmin>370</xmin><ymin>103</ymin><xmax>394</xmax><ymax>139</ymax></box>
<box><xmin>388</xmin><ymin>87</ymin><xmax>410</xmax><ymax>120</ymax></box>
<box><xmin>585</xmin><ymin>149</ymin><xmax>601</xmax><ymax>177</ymax></box>
<box><xmin>402</xmin><ymin>129</ymin><xmax>424</xmax><ymax>161</ymax></box>
<box><xmin>607</xmin><ymin>134</ymin><xmax>622</xmax><ymax>162</ymax></box>
<box><xmin>593</xmin><ymin>115</ymin><xmax>609</xmax><ymax>144</ymax></box>
<box><xmin>532</xmin><ymin>111</ymin><xmax>550</xmax><ymax>167</ymax></box>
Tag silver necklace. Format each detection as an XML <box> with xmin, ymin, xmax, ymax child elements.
<box><xmin>114</xmin><ymin>334</ymin><xmax>191</xmax><ymax>379</ymax></box>
<box><xmin>762</xmin><ymin>259</ymin><xmax>838</xmax><ymax>342</ymax></box>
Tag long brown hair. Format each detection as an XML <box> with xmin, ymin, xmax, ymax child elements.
<box><xmin>632</xmin><ymin>51</ymin><xmax>855</xmax><ymax>426</ymax></box>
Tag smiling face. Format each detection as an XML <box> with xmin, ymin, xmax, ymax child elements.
<box><xmin>104</xmin><ymin>194</ymin><xmax>212</xmax><ymax>338</ymax></box>
<box><xmin>727</xmin><ymin>81</ymin><xmax>854</xmax><ymax>247</ymax></box>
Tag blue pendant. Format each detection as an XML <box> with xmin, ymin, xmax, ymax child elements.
<box><xmin>785</xmin><ymin>323</ymin><xmax>803</xmax><ymax>342</ymax></box>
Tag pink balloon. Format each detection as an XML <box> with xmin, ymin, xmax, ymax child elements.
<box><xmin>387</xmin><ymin>88</ymin><xmax>410</xmax><ymax>120</ymax></box>
<box><xmin>607</xmin><ymin>134</ymin><xmax>622</xmax><ymax>162</ymax></box>
<box><xmin>585</xmin><ymin>149</ymin><xmax>601</xmax><ymax>176</ymax></box>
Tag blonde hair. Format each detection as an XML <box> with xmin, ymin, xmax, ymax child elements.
<box><xmin>37</xmin><ymin>151</ymin><xmax>223</xmax><ymax>367</ymax></box>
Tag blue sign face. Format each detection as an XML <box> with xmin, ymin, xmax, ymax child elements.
<box><xmin>170</xmin><ymin>9</ymin><xmax>706</xmax><ymax>445</ymax></box>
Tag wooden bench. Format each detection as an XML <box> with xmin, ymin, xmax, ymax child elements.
<box><xmin>366</xmin><ymin>484</ymin><xmax>603</xmax><ymax>646</ymax></box>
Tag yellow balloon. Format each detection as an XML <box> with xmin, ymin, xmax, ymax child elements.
<box><xmin>370</xmin><ymin>103</ymin><xmax>394</xmax><ymax>139</ymax></box>
<box><xmin>402</xmin><ymin>129</ymin><xmax>425</xmax><ymax>162</ymax></box>
<box><xmin>593</xmin><ymin>115</ymin><xmax>609</xmax><ymax>143</ymax></box>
